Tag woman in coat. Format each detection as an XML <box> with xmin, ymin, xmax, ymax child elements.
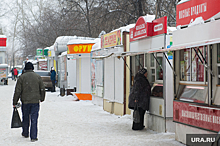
<box><xmin>128</xmin><ymin>68</ymin><xmax>151</xmax><ymax>130</ymax></box>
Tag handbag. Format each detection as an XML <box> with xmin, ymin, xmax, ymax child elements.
<box><xmin>133</xmin><ymin>102</ymin><xmax>140</xmax><ymax>123</ymax></box>
<box><xmin>11</xmin><ymin>107</ymin><xmax>22</xmax><ymax>128</ymax></box>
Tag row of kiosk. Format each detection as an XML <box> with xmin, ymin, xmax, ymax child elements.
<box><xmin>44</xmin><ymin>0</ymin><xmax>220</xmax><ymax>144</ymax></box>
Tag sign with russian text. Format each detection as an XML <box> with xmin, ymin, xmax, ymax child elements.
<box><xmin>67</xmin><ymin>44</ymin><xmax>94</xmax><ymax>54</ymax></box>
<box><xmin>176</xmin><ymin>0</ymin><xmax>220</xmax><ymax>26</ymax></box>
<box><xmin>173</xmin><ymin>100</ymin><xmax>220</xmax><ymax>132</ymax></box>
<box><xmin>130</xmin><ymin>16</ymin><xmax>167</xmax><ymax>42</ymax></box>
<box><xmin>130</xmin><ymin>16</ymin><xmax>152</xmax><ymax>42</ymax></box>
<box><xmin>152</xmin><ymin>16</ymin><xmax>167</xmax><ymax>36</ymax></box>
<box><xmin>101</xmin><ymin>30</ymin><xmax>121</xmax><ymax>48</ymax></box>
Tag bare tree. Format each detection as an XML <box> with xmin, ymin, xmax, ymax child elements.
<box><xmin>1</xmin><ymin>0</ymin><xmax>178</xmax><ymax>61</ymax></box>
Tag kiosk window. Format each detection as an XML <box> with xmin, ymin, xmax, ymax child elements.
<box><xmin>151</xmin><ymin>84</ymin><xmax>163</xmax><ymax>98</ymax></box>
<box><xmin>217</xmin><ymin>44</ymin><xmax>220</xmax><ymax>63</ymax></box>
<box><xmin>156</xmin><ymin>53</ymin><xmax>163</xmax><ymax>80</ymax></box>
<box><xmin>180</xmin><ymin>47</ymin><xmax>206</xmax><ymax>82</ymax></box>
<box><xmin>130</xmin><ymin>54</ymin><xmax>144</xmax><ymax>86</ymax></box>
<box><xmin>176</xmin><ymin>85</ymin><xmax>207</xmax><ymax>103</ymax></box>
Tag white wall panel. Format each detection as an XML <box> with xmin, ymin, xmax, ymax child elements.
<box><xmin>67</xmin><ymin>58</ymin><xmax>76</xmax><ymax>89</ymax></box>
<box><xmin>114</xmin><ymin>58</ymin><xmax>124</xmax><ymax>104</ymax></box>
<box><xmin>104</xmin><ymin>57</ymin><xmax>115</xmax><ymax>101</ymax></box>
<box><xmin>81</xmin><ymin>57</ymin><xmax>91</xmax><ymax>93</ymax></box>
<box><xmin>76</xmin><ymin>58</ymin><xmax>80</xmax><ymax>92</ymax></box>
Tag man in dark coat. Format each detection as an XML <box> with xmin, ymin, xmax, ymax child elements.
<box><xmin>128</xmin><ymin>68</ymin><xmax>151</xmax><ymax>130</ymax></box>
<box><xmin>13</xmin><ymin>62</ymin><xmax>45</xmax><ymax>142</ymax></box>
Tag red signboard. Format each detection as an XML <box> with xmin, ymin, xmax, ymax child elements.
<box><xmin>130</xmin><ymin>16</ymin><xmax>152</xmax><ymax>42</ymax></box>
<box><xmin>130</xmin><ymin>16</ymin><xmax>167</xmax><ymax>42</ymax></box>
<box><xmin>152</xmin><ymin>16</ymin><xmax>167</xmax><ymax>36</ymax></box>
<box><xmin>176</xmin><ymin>0</ymin><xmax>220</xmax><ymax>26</ymax></box>
<box><xmin>0</xmin><ymin>38</ymin><xmax>7</xmax><ymax>47</ymax></box>
<box><xmin>173</xmin><ymin>100</ymin><xmax>220</xmax><ymax>132</ymax></box>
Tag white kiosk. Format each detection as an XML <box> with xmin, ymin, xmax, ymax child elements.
<box><xmin>67</xmin><ymin>39</ymin><xmax>96</xmax><ymax>100</ymax></box>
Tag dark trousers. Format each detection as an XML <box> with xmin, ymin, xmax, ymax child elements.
<box><xmin>52</xmin><ymin>80</ymin><xmax>55</xmax><ymax>92</ymax></box>
<box><xmin>21</xmin><ymin>103</ymin><xmax>39</xmax><ymax>139</ymax></box>
<box><xmin>132</xmin><ymin>108</ymin><xmax>146</xmax><ymax>130</ymax></box>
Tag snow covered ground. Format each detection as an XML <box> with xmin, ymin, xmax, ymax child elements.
<box><xmin>0</xmin><ymin>80</ymin><xmax>185</xmax><ymax>146</ymax></box>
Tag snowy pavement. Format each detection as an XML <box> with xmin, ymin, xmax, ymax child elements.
<box><xmin>0</xmin><ymin>80</ymin><xmax>185</xmax><ymax>146</ymax></box>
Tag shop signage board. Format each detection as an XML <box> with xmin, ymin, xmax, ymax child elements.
<box><xmin>176</xmin><ymin>0</ymin><xmax>220</xmax><ymax>26</ymax></box>
<box><xmin>0</xmin><ymin>38</ymin><xmax>7</xmax><ymax>47</ymax></box>
<box><xmin>130</xmin><ymin>16</ymin><xmax>167</xmax><ymax>42</ymax></box>
<box><xmin>101</xmin><ymin>30</ymin><xmax>121</xmax><ymax>49</ymax></box>
<box><xmin>67</xmin><ymin>43</ymin><xmax>95</xmax><ymax>54</ymax></box>
<box><xmin>129</xmin><ymin>16</ymin><xmax>152</xmax><ymax>42</ymax></box>
<box><xmin>173</xmin><ymin>101</ymin><xmax>220</xmax><ymax>132</ymax></box>
<box><xmin>48</xmin><ymin>51</ymin><xmax>51</xmax><ymax>57</ymax></box>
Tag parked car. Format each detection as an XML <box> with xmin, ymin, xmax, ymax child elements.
<box><xmin>34</xmin><ymin>70</ymin><xmax>53</xmax><ymax>91</ymax></box>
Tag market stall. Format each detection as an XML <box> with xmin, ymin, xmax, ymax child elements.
<box><xmin>127</xmin><ymin>15</ymin><xmax>175</xmax><ymax>132</ymax></box>
<box><xmin>149</xmin><ymin>0</ymin><xmax>220</xmax><ymax>144</ymax></box>
<box><xmin>67</xmin><ymin>39</ymin><xmax>96</xmax><ymax>100</ymax></box>
<box><xmin>91</xmin><ymin>24</ymin><xmax>134</xmax><ymax>116</ymax></box>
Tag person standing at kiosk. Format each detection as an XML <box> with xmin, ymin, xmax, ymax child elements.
<box><xmin>129</xmin><ymin>68</ymin><xmax>151</xmax><ymax>130</ymax></box>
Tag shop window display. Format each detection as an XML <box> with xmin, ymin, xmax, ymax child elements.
<box><xmin>177</xmin><ymin>85</ymin><xmax>207</xmax><ymax>103</ymax></box>
<box><xmin>156</xmin><ymin>53</ymin><xmax>163</xmax><ymax>80</ymax></box>
<box><xmin>151</xmin><ymin>84</ymin><xmax>163</xmax><ymax>98</ymax></box>
<box><xmin>130</xmin><ymin>54</ymin><xmax>144</xmax><ymax>86</ymax></box>
<box><xmin>179</xmin><ymin>47</ymin><xmax>206</xmax><ymax>82</ymax></box>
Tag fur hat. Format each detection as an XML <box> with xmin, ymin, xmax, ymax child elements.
<box><xmin>138</xmin><ymin>67</ymin><xmax>147</xmax><ymax>75</ymax></box>
<box><xmin>25</xmin><ymin>62</ymin><xmax>34</xmax><ymax>70</ymax></box>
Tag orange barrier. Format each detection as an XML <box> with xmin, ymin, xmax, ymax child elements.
<box><xmin>75</xmin><ymin>93</ymin><xmax>92</xmax><ymax>100</ymax></box>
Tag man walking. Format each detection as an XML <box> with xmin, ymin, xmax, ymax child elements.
<box><xmin>13</xmin><ymin>68</ymin><xmax>18</xmax><ymax>81</ymax></box>
<box><xmin>13</xmin><ymin>62</ymin><xmax>45</xmax><ymax>142</ymax></box>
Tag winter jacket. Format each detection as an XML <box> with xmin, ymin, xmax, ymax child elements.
<box><xmin>50</xmin><ymin>70</ymin><xmax>56</xmax><ymax>81</ymax></box>
<box><xmin>14</xmin><ymin>68</ymin><xmax>18</xmax><ymax>75</ymax></box>
<box><xmin>13</xmin><ymin>70</ymin><xmax>45</xmax><ymax>105</ymax></box>
<box><xmin>128</xmin><ymin>73</ymin><xmax>151</xmax><ymax>111</ymax></box>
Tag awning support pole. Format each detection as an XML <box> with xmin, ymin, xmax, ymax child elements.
<box><xmin>152</xmin><ymin>53</ymin><xmax>163</xmax><ymax>70</ymax></box>
<box><xmin>121</xmin><ymin>57</ymin><xmax>133</xmax><ymax>76</ymax></box>
<box><xmin>193</xmin><ymin>48</ymin><xmax>215</xmax><ymax>77</ymax></box>
<box><xmin>163</xmin><ymin>52</ymin><xmax>177</xmax><ymax>76</ymax></box>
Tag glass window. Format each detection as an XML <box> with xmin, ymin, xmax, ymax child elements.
<box><xmin>180</xmin><ymin>49</ymin><xmax>191</xmax><ymax>81</ymax></box>
<box><xmin>176</xmin><ymin>85</ymin><xmax>207</xmax><ymax>103</ymax></box>
<box><xmin>191</xmin><ymin>47</ymin><xmax>204</xmax><ymax>82</ymax></box>
<box><xmin>150</xmin><ymin>54</ymin><xmax>155</xmax><ymax>67</ymax></box>
<box><xmin>151</xmin><ymin>83</ymin><xmax>163</xmax><ymax>98</ymax></box>
<box><xmin>130</xmin><ymin>54</ymin><xmax>144</xmax><ymax>86</ymax></box>
<box><xmin>180</xmin><ymin>47</ymin><xmax>207</xmax><ymax>82</ymax></box>
<box><xmin>156</xmin><ymin>53</ymin><xmax>163</xmax><ymax>80</ymax></box>
<box><xmin>217</xmin><ymin>44</ymin><xmax>220</xmax><ymax>63</ymax></box>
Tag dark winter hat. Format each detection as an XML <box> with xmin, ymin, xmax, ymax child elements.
<box><xmin>138</xmin><ymin>67</ymin><xmax>147</xmax><ymax>75</ymax></box>
<box><xmin>25</xmin><ymin>62</ymin><xmax>34</xmax><ymax>70</ymax></box>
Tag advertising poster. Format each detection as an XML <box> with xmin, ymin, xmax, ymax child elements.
<box><xmin>180</xmin><ymin>61</ymin><xmax>185</xmax><ymax>81</ymax></box>
<box><xmin>0</xmin><ymin>68</ymin><xmax>6</xmax><ymax>78</ymax></box>
<box><xmin>91</xmin><ymin>54</ymin><xmax>96</xmax><ymax>95</ymax></box>
<box><xmin>184</xmin><ymin>49</ymin><xmax>190</xmax><ymax>81</ymax></box>
<box><xmin>197</xmin><ymin>47</ymin><xmax>204</xmax><ymax>81</ymax></box>
<box><xmin>191</xmin><ymin>50</ymin><xmax>197</xmax><ymax>81</ymax></box>
<box><xmin>101</xmin><ymin>30</ymin><xmax>121</xmax><ymax>48</ymax></box>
